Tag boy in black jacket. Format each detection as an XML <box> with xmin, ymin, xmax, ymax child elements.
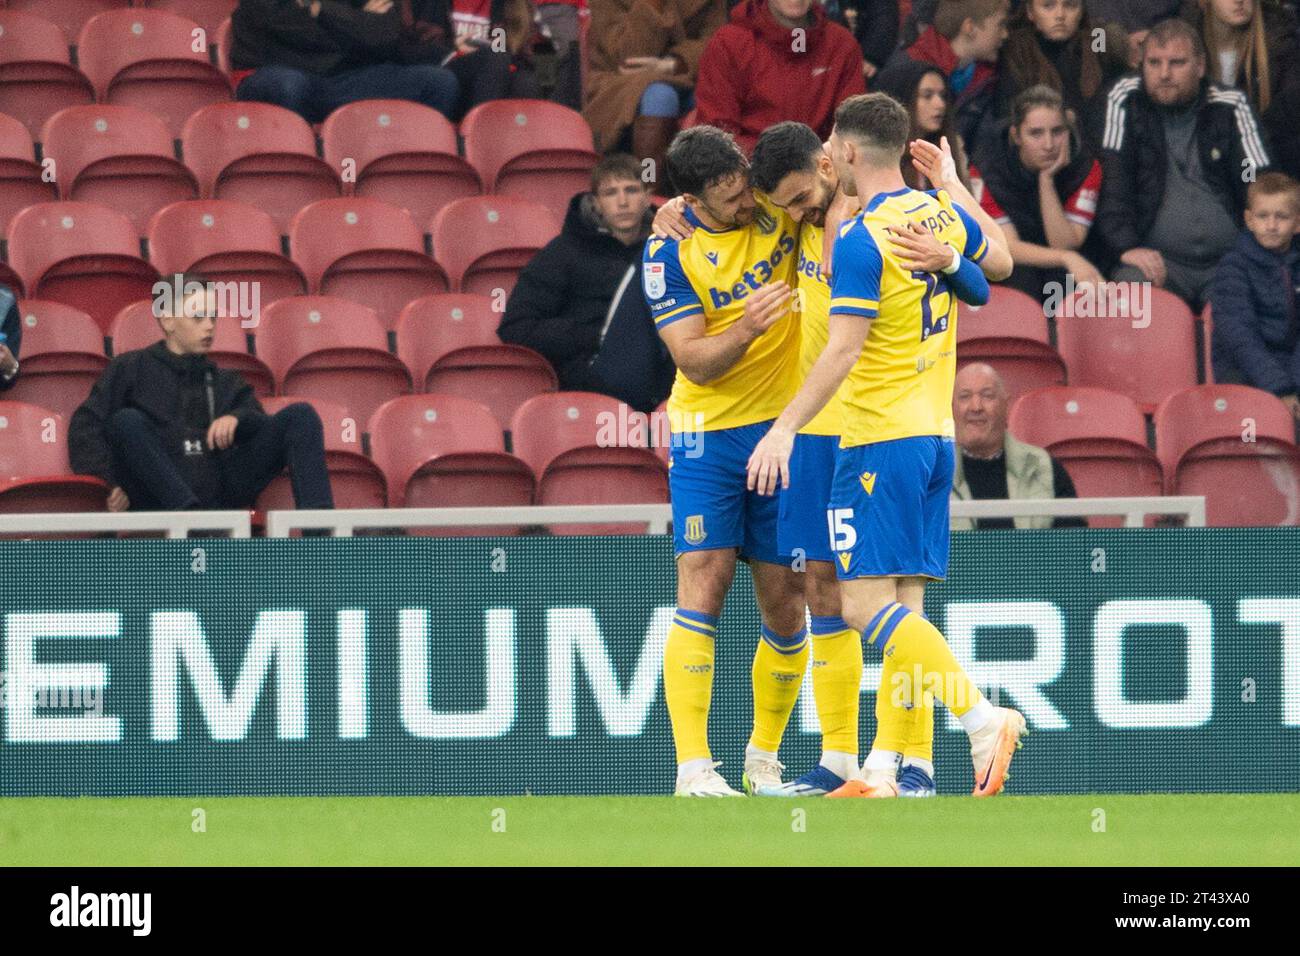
<box><xmin>69</xmin><ymin>276</ymin><xmax>335</xmax><ymax>513</ymax></box>
<box><xmin>499</xmin><ymin>154</ymin><xmax>674</xmax><ymax>411</ymax></box>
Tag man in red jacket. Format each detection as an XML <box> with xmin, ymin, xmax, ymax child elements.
<box><xmin>693</xmin><ymin>0</ymin><xmax>865</xmax><ymax>155</ymax></box>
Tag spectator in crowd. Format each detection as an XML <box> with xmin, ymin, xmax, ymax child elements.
<box><xmin>693</xmin><ymin>0</ymin><xmax>865</xmax><ymax>155</ymax></box>
<box><xmin>231</xmin><ymin>0</ymin><xmax>460</xmax><ymax>122</ymax></box>
<box><xmin>970</xmin><ymin>85</ymin><xmax>1105</xmax><ymax>303</ymax></box>
<box><xmin>994</xmin><ymin>0</ymin><xmax>1128</xmax><ymax>149</ymax></box>
<box><xmin>1181</xmin><ymin>0</ymin><xmax>1300</xmax><ymax>180</ymax></box>
<box><xmin>583</xmin><ymin>0</ymin><xmax>728</xmax><ymax>190</ymax></box>
<box><xmin>950</xmin><ymin>362</ymin><xmax>1087</xmax><ymax>529</ymax></box>
<box><xmin>0</xmin><ymin>285</ymin><xmax>19</xmax><ymax>392</ymax></box>
<box><xmin>499</xmin><ymin>155</ymin><xmax>673</xmax><ymax>410</ymax></box>
<box><xmin>874</xmin><ymin>57</ymin><xmax>972</xmax><ymax>190</ymax></box>
<box><xmin>69</xmin><ymin>276</ymin><xmax>334</xmax><ymax>514</ymax></box>
<box><xmin>877</xmin><ymin>0</ymin><xmax>1010</xmax><ymax>146</ymax></box>
<box><xmin>834</xmin><ymin>0</ymin><xmax>900</xmax><ymax>79</ymax></box>
<box><xmin>1210</xmin><ymin>171</ymin><xmax>1300</xmax><ymax>419</ymax></box>
<box><xmin>1098</xmin><ymin>18</ymin><xmax>1271</xmax><ymax>312</ymax></box>
<box><xmin>1084</xmin><ymin>0</ymin><xmax>1186</xmax><ymax>67</ymax></box>
<box><xmin>395</xmin><ymin>0</ymin><xmax>544</xmax><ymax>116</ymax></box>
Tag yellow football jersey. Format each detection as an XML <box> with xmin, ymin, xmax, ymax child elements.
<box><xmin>643</xmin><ymin>194</ymin><xmax>800</xmax><ymax>432</ymax></box>
<box><xmin>828</xmin><ymin>187</ymin><xmax>989</xmax><ymax>448</ymax></box>
<box><xmin>793</xmin><ymin>218</ymin><xmax>858</xmax><ymax>437</ymax></box>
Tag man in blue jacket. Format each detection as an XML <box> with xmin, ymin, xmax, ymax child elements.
<box><xmin>1211</xmin><ymin>172</ymin><xmax>1300</xmax><ymax>421</ymax></box>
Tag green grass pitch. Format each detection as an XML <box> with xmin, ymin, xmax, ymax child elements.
<box><xmin>1</xmin><ymin>794</ymin><xmax>1295</xmax><ymax>866</ymax></box>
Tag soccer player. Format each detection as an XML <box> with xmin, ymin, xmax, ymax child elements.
<box><xmin>643</xmin><ymin>125</ymin><xmax>808</xmax><ymax>797</ymax></box>
<box><xmin>745</xmin><ymin>121</ymin><xmax>1005</xmax><ymax>797</ymax></box>
<box><xmin>747</xmin><ymin>93</ymin><xmax>1027</xmax><ymax>799</ymax></box>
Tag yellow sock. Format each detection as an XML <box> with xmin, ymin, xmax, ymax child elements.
<box><xmin>865</xmin><ymin>602</ymin><xmax>983</xmax><ymax>717</ymax></box>
<box><xmin>900</xmin><ymin>668</ymin><xmax>935</xmax><ymax>764</ymax></box>
<box><xmin>809</xmin><ymin>616</ymin><xmax>862</xmax><ymax>756</ymax></box>
<box><xmin>664</xmin><ymin>609</ymin><xmax>717</xmax><ymax>763</ymax></box>
<box><xmin>873</xmin><ymin>650</ymin><xmax>912</xmax><ymax>755</ymax></box>
<box><xmin>749</xmin><ymin>624</ymin><xmax>809</xmax><ymax>753</ymax></box>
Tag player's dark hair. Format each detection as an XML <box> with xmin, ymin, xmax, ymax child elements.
<box><xmin>666</xmin><ymin>125</ymin><xmax>748</xmax><ymax>197</ymax></box>
<box><xmin>749</xmin><ymin>122</ymin><xmax>824</xmax><ymax>194</ymax></box>
<box><xmin>591</xmin><ymin>153</ymin><xmax>646</xmax><ymax>192</ymax></box>
<box><xmin>833</xmin><ymin>93</ymin><xmax>911</xmax><ymax>159</ymax></box>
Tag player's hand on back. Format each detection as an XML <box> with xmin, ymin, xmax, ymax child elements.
<box><xmin>738</xmin><ymin>281</ymin><xmax>792</xmax><ymax>339</ymax></box>
<box><xmin>652</xmin><ymin>196</ymin><xmax>693</xmax><ymax>241</ymax></box>
<box><xmin>887</xmin><ymin>221</ymin><xmax>954</xmax><ymax>274</ymax></box>
<box><xmin>746</xmin><ymin>424</ymin><xmax>796</xmax><ymax>496</ymax></box>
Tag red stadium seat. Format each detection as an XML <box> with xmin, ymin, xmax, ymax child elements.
<box><xmin>0</xmin><ymin>401</ymin><xmax>108</xmax><ymax>513</ymax></box>
<box><xmin>256</xmin><ymin>296</ymin><xmax>412</xmax><ymax>425</ymax></box>
<box><xmin>368</xmin><ymin>395</ymin><xmax>534</xmax><ymax>531</ymax></box>
<box><xmin>108</xmin><ymin>297</ymin><xmax>273</xmax><ymax>394</ymax></box>
<box><xmin>394</xmin><ymin>294</ymin><xmax>557</xmax><ymax>429</ymax></box>
<box><xmin>5</xmin><ymin>0</ymin><xmax>129</xmax><ymax>45</ymax></box>
<box><xmin>1154</xmin><ymin>385</ymin><xmax>1300</xmax><ymax>526</ymax></box>
<box><xmin>254</xmin><ymin>395</ymin><xmax>386</xmax><ymax>512</ymax></box>
<box><xmin>0</xmin><ymin>111</ymin><xmax>57</xmax><ymax>236</ymax></box>
<box><xmin>290</xmin><ymin>198</ymin><xmax>448</xmax><ymax>329</ymax></box>
<box><xmin>147</xmin><ymin>199</ymin><xmax>308</xmax><ymax>307</ymax></box>
<box><xmin>2</xmin><ymin>300</ymin><xmax>108</xmax><ymax>421</ymax></box>
<box><xmin>461</xmin><ymin>99</ymin><xmax>598</xmax><ymax>224</ymax></box>
<box><xmin>141</xmin><ymin>0</ymin><xmax>237</xmax><ymax>36</ymax></box>
<box><xmin>430</xmin><ymin>196</ymin><xmax>559</xmax><ymax>297</ymax></box>
<box><xmin>6</xmin><ymin>201</ymin><xmax>159</xmax><ymax>332</ymax></box>
<box><xmin>957</xmin><ymin>286</ymin><xmax>1066</xmax><ymax>401</ymax></box>
<box><xmin>41</xmin><ymin>105</ymin><xmax>199</xmax><ymax>234</ymax></box>
<box><xmin>650</xmin><ymin>401</ymin><xmax>670</xmax><ymax>465</ymax></box>
<box><xmin>321</xmin><ymin>99</ymin><xmax>481</xmax><ymax>227</ymax></box>
<box><xmin>181</xmin><ymin>102</ymin><xmax>340</xmax><ymax>233</ymax></box>
<box><xmin>1008</xmin><ymin>386</ymin><xmax>1164</xmax><ymax>527</ymax></box>
<box><xmin>0</xmin><ymin>10</ymin><xmax>96</xmax><ymax>140</ymax></box>
<box><xmin>77</xmin><ymin>9</ymin><xmax>232</xmax><ymax>136</ymax></box>
<box><xmin>510</xmin><ymin>392</ymin><xmax>668</xmax><ymax>534</ymax></box>
<box><xmin>1056</xmin><ymin>286</ymin><xmax>1198</xmax><ymax>414</ymax></box>
<box><xmin>214</xmin><ymin>16</ymin><xmax>231</xmax><ymax>75</ymax></box>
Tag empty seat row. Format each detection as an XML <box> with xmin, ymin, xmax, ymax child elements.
<box><xmin>0</xmin><ymin>54</ymin><xmax>597</xmax><ymax>225</ymax></box>
<box><xmin>1</xmin><ymin>196</ymin><xmax>561</xmax><ymax>331</ymax></box>
<box><xmin>3</xmin><ymin>1</ymin><xmax>235</xmax><ymax>43</ymax></box>
<box><xmin>8</xmin><ymin>294</ymin><xmax>558</xmax><ymax>429</ymax></box>
<box><xmin>0</xmin><ymin>8</ymin><xmax>232</xmax><ymax>137</ymax></box>
<box><xmin>0</xmin><ymin>392</ymin><xmax>671</xmax><ymax>535</ymax></box>
<box><xmin>959</xmin><ymin>285</ymin><xmax>1215</xmax><ymax>414</ymax></box>
<box><xmin>1008</xmin><ymin>385</ymin><xmax>1300</xmax><ymax>527</ymax></box>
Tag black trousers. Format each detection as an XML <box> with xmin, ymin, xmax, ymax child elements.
<box><xmin>106</xmin><ymin>404</ymin><xmax>334</xmax><ymax>511</ymax></box>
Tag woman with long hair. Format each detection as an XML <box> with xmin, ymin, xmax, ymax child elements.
<box><xmin>874</xmin><ymin>57</ymin><xmax>971</xmax><ymax>191</ymax></box>
<box><xmin>996</xmin><ymin>0</ymin><xmax>1128</xmax><ymax>149</ymax></box>
<box><xmin>1183</xmin><ymin>0</ymin><xmax>1300</xmax><ymax>177</ymax></box>
<box><xmin>969</xmin><ymin>85</ymin><xmax>1106</xmax><ymax>307</ymax></box>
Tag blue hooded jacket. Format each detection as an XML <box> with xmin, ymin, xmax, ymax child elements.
<box><xmin>0</xmin><ymin>285</ymin><xmax>19</xmax><ymax>392</ymax></box>
<box><xmin>1210</xmin><ymin>229</ymin><xmax>1300</xmax><ymax>396</ymax></box>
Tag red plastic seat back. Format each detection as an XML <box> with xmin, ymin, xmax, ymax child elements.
<box><xmin>430</xmin><ymin>196</ymin><xmax>559</xmax><ymax>297</ymax></box>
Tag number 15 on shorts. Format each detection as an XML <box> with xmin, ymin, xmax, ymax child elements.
<box><xmin>827</xmin><ymin>508</ymin><xmax>857</xmax><ymax>550</ymax></box>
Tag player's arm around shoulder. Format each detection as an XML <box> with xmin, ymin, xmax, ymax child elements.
<box><xmin>655</xmin><ymin>277</ymin><xmax>794</xmax><ymax>386</ymax></box>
